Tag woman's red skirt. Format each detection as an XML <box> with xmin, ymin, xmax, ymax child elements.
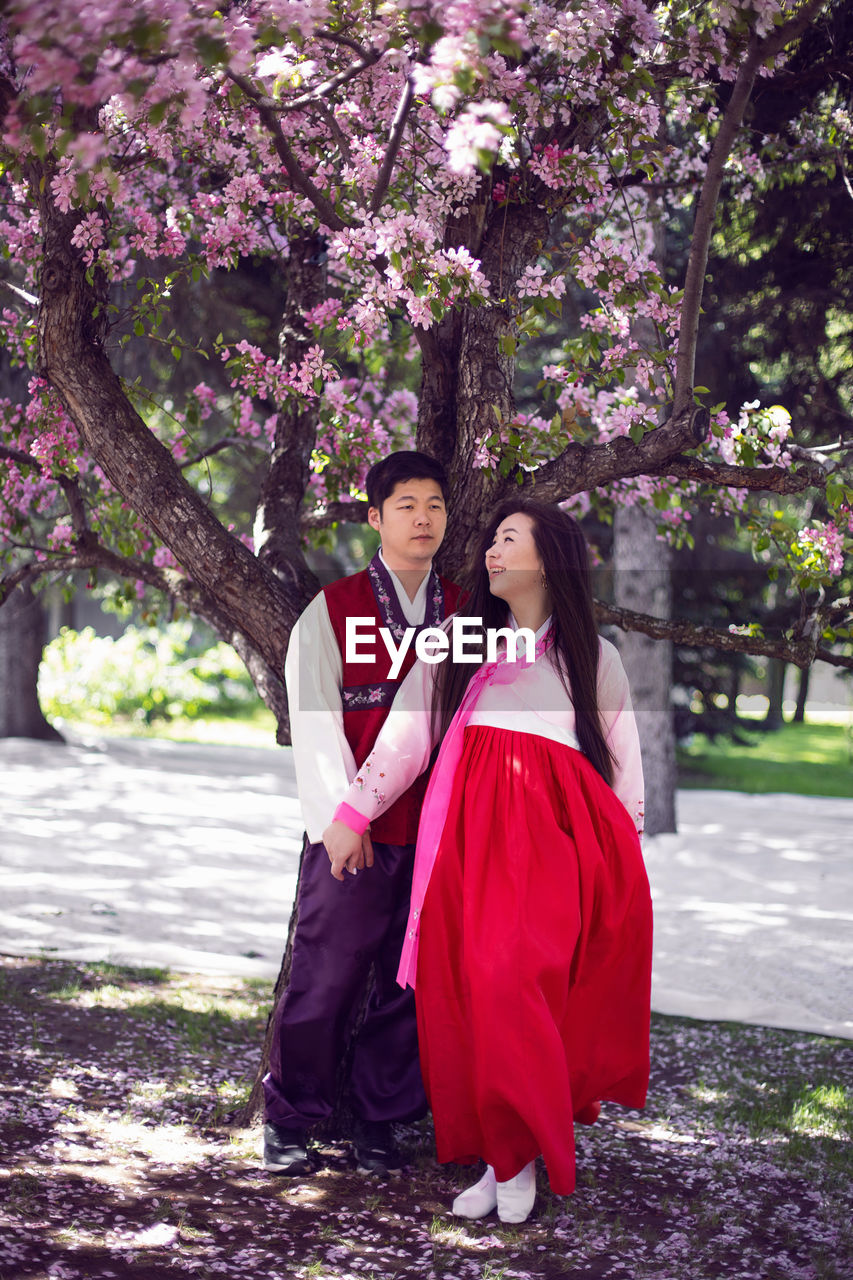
<box><xmin>415</xmin><ymin>725</ymin><xmax>652</xmax><ymax>1195</ymax></box>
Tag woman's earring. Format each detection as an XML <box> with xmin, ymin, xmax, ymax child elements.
<box><xmin>540</xmin><ymin>572</ymin><xmax>549</xmax><ymax>590</ymax></box>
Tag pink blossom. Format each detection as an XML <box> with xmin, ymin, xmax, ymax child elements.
<box><xmin>444</xmin><ymin>102</ymin><xmax>510</xmax><ymax>175</ymax></box>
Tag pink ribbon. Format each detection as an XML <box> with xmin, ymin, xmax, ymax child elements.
<box><xmin>397</xmin><ymin>630</ymin><xmax>553</xmax><ymax>989</ymax></box>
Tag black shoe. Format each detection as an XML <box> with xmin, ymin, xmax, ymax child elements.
<box><xmin>263</xmin><ymin>1123</ymin><xmax>311</xmax><ymax>1176</ymax></box>
<box><xmin>353</xmin><ymin>1119</ymin><xmax>402</xmax><ymax>1175</ymax></box>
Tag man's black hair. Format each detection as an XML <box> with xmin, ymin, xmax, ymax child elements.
<box><xmin>365</xmin><ymin>450</ymin><xmax>449</xmax><ymax>513</ymax></box>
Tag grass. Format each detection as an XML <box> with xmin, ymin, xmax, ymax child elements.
<box><xmin>51</xmin><ymin>703</ymin><xmax>278</xmax><ymax>749</ymax></box>
<box><xmin>52</xmin><ymin>702</ymin><xmax>853</xmax><ymax>797</ymax></box>
<box><xmin>677</xmin><ymin>717</ymin><xmax>853</xmax><ymax>797</ymax></box>
<box><xmin>1</xmin><ymin>956</ymin><xmax>850</xmax><ymax>1280</ymax></box>
<box><xmin>52</xmin><ymin>704</ymin><xmax>853</xmax><ymax>797</ymax></box>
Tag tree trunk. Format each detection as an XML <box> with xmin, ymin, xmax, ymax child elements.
<box><xmin>793</xmin><ymin>663</ymin><xmax>810</xmax><ymax>723</ymax></box>
<box><xmin>763</xmin><ymin>658</ymin><xmax>787</xmax><ymax>730</ymax></box>
<box><xmin>239</xmin><ymin>837</ymin><xmax>307</xmax><ymax>1126</ymax></box>
<box><xmin>422</xmin><ymin>196</ymin><xmax>551</xmax><ymax>581</ymax></box>
<box><xmin>0</xmin><ymin>586</ymin><xmax>63</xmax><ymax>740</ymax></box>
<box><xmin>613</xmin><ymin>504</ymin><xmax>677</xmax><ymax>835</ymax></box>
<box><xmin>254</xmin><ymin>233</ymin><xmax>325</xmax><ymax>608</ymax></box>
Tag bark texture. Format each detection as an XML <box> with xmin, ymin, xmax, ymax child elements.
<box><xmin>763</xmin><ymin>658</ymin><xmax>787</xmax><ymax>730</ymax></box>
<box><xmin>613</xmin><ymin>504</ymin><xmax>677</xmax><ymax>835</ymax></box>
<box><xmin>0</xmin><ymin>586</ymin><xmax>63</xmax><ymax>740</ymax></box>
<box><xmin>254</xmin><ymin>233</ymin><xmax>326</xmax><ymax>608</ymax></box>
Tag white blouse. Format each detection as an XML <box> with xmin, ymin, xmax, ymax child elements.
<box><xmin>337</xmin><ymin>620</ymin><xmax>645</xmax><ymax>838</ymax></box>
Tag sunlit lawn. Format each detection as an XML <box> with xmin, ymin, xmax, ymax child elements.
<box><xmin>1</xmin><ymin>956</ymin><xmax>850</xmax><ymax>1280</ymax></box>
<box><xmin>55</xmin><ymin>698</ymin><xmax>853</xmax><ymax>799</ymax></box>
<box><xmin>52</xmin><ymin>704</ymin><xmax>279</xmax><ymax>749</ymax></box>
<box><xmin>57</xmin><ymin>708</ymin><xmax>853</xmax><ymax>800</ymax></box>
<box><xmin>677</xmin><ymin>718</ymin><xmax>853</xmax><ymax>797</ymax></box>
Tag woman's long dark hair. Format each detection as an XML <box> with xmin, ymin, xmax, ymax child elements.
<box><xmin>433</xmin><ymin>500</ymin><xmax>615</xmax><ymax>785</ymax></box>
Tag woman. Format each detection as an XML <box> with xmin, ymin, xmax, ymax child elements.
<box><xmin>323</xmin><ymin>501</ymin><xmax>652</xmax><ymax>1223</ymax></box>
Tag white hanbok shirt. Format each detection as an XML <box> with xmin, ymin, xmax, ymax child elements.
<box><xmin>284</xmin><ymin>551</ymin><xmax>434</xmax><ymax>841</ymax></box>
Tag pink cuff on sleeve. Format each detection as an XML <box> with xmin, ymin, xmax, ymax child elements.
<box><xmin>333</xmin><ymin>801</ymin><xmax>371</xmax><ymax>836</ymax></box>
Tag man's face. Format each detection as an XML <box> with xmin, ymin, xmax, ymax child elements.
<box><xmin>367</xmin><ymin>477</ymin><xmax>448</xmax><ymax>569</ymax></box>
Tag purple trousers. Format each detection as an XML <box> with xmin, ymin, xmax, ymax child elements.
<box><xmin>263</xmin><ymin>839</ymin><xmax>427</xmax><ymax>1130</ymax></box>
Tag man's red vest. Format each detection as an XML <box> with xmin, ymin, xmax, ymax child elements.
<box><xmin>324</xmin><ymin>554</ymin><xmax>462</xmax><ymax>845</ymax></box>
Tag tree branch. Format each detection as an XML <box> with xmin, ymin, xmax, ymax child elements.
<box><xmin>0</xmin><ymin>278</ymin><xmax>39</xmax><ymax>307</ymax></box>
<box><xmin>594</xmin><ymin>598</ymin><xmax>852</xmax><ymax>670</ymax></box>
<box><xmin>817</xmin><ymin>647</ymin><xmax>853</xmax><ymax>669</ymax></box>
<box><xmin>370</xmin><ymin>74</ymin><xmax>416</xmax><ymax>213</ymax></box>
<box><xmin>180</xmin><ymin>436</ymin><xmax>258</xmax><ymax>469</ymax></box>
<box><xmin>655</xmin><ymin>452</ymin><xmax>829</xmax><ymax>494</ymax></box>
<box><xmin>224</xmin><ymin>70</ymin><xmax>349</xmax><ymax>231</ymax></box>
<box><xmin>672</xmin><ymin>0</ymin><xmax>827</xmax><ymax>415</ymax></box>
<box><xmin>314</xmin><ymin>29</ymin><xmax>375</xmax><ymax>58</ymax></box>
<box><xmin>0</xmin><ymin>71</ymin><xmax>17</xmax><ymax>133</ymax></box>
<box><xmin>0</xmin><ymin>443</ymin><xmax>41</xmax><ymax>470</ymax></box>
<box><xmin>58</xmin><ymin>475</ymin><xmax>91</xmax><ymax>541</ymax></box>
<box><xmin>284</xmin><ymin>49</ymin><xmax>383</xmax><ymax>112</ymax></box>
<box><xmin>837</xmin><ymin>148</ymin><xmax>853</xmax><ymax>204</ymax></box>
<box><xmin>239</xmin><ymin>46</ymin><xmax>383</xmax><ymax>114</ymax></box>
<box><xmin>788</xmin><ymin>439</ymin><xmax>853</xmax><ymax>462</ymax></box>
<box><xmin>523</xmin><ymin>403</ymin><xmax>711</xmax><ymax>501</ymax></box>
<box><xmin>299</xmin><ymin>498</ymin><xmax>368</xmax><ymax>530</ymax></box>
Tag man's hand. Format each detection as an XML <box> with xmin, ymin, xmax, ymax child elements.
<box><xmin>323</xmin><ymin>819</ymin><xmax>369</xmax><ymax>880</ymax></box>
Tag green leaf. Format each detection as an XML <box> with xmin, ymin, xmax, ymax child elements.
<box><xmin>418</xmin><ymin>19</ymin><xmax>444</xmax><ymax>48</ymax></box>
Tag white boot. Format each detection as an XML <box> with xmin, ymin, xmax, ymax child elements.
<box><xmin>496</xmin><ymin>1159</ymin><xmax>537</xmax><ymax>1224</ymax></box>
<box><xmin>451</xmin><ymin>1165</ymin><xmax>497</xmax><ymax>1218</ymax></box>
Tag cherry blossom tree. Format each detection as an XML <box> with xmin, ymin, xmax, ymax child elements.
<box><xmin>1</xmin><ymin>0</ymin><xmax>851</xmax><ymax>751</ymax></box>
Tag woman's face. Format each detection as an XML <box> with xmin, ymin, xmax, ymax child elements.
<box><xmin>485</xmin><ymin>512</ymin><xmax>545</xmax><ymax>606</ymax></box>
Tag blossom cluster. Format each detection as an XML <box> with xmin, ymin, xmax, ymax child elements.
<box><xmin>717</xmin><ymin>402</ymin><xmax>793</xmax><ymax>469</ymax></box>
<box><xmin>793</xmin><ymin>520</ymin><xmax>847</xmax><ymax>580</ymax></box>
<box><xmin>0</xmin><ymin>0</ymin><xmax>846</xmax><ymax>618</ymax></box>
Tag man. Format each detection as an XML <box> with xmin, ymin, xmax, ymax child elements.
<box><xmin>263</xmin><ymin>450</ymin><xmax>461</xmax><ymax>1176</ymax></box>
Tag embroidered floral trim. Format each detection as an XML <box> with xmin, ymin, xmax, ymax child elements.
<box><xmin>366</xmin><ymin>553</ymin><xmax>445</xmax><ymax>637</ymax></box>
<box><xmin>351</xmin><ymin>759</ymin><xmax>387</xmax><ymax>808</ymax></box>
<box><xmin>342</xmin><ymin>558</ymin><xmax>447</xmax><ymax>715</ymax></box>
<box><xmin>342</xmin><ymin>681</ymin><xmax>398</xmax><ymax>711</ymax></box>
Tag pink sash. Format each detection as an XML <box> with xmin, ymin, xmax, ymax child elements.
<box><xmin>397</xmin><ymin>631</ymin><xmax>553</xmax><ymax>989</ymax></box>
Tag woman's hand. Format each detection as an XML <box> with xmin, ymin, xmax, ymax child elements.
<box><xmin>323</xmin><ymin>820</ymin><xmax>374</xmax><ymax>880</ymax></box>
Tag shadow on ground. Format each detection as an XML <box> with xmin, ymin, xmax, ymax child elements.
<box><xmin>0</xmin><ymin>956</ymin><xmax>850</xmax><ymax>1280</ymax></box>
